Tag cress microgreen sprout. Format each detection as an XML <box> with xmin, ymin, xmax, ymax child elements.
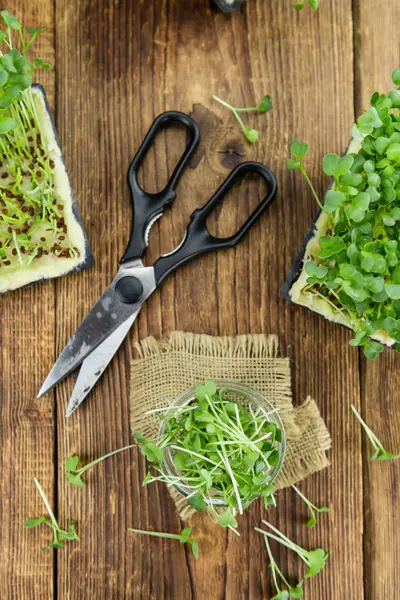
<box><xmin>256</xmin><ymin>520</ymin><xmax>328</xmax><ymax>580</ymax></box>
<box><xmin>286</xmin><ymin>69</ymin><xmax>400</xmax><ymax>359</ymax></box>
<box><xmin>212</xmin><ymin>94</ymin><xmax>272</xmax><ymax>143</ymax></box>
<box><xmin>24</xmin><ymin>478</ymin><xmax>79</xmax><ymax>550</ymax></box>
<box><xmin>351</xmin><ymin>404</ymin><xmax>400</xmax><ymax>461</ymax></box>
<box><xmin>263</xmin><ymin>534</ymin><xmax>304</xmax><ymax>600</ymax></box>
<box><xmin>128</xmin><ymin>526</ymin><xmax>199</xmax><ymax>559</ymax></box>
<box><xmin>134</xmin><ymin>380</ymin><xmax>284</xmax><ymax>532</ymax></box>
<box><xmin>0</xmin><ymin>12</ymin><xmax>80</xmax><ymax>276</ymax></box>
<box><xmin>291</xmin><ymin>484</ymin><xmax>330</xmax><ymax>528</ymax></box>
<box><xmin>65</xmin><ymin>443</ymin><xmax>136</xmax><ymax>488</ymax></box>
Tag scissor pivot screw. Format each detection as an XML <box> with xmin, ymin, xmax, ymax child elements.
<box><xmin>115</xmin><ymin>276</ymin><xmax>143</xmax><ymax>304</ymax></box>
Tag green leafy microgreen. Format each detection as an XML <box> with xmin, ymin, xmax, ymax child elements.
<box><xmin>65</xmin><ymin>444</ymin><xmax>136</xmax><ymax>488</ymax></box>
<box><xmin>212</xmin><ymin>94</ymin><xmax>272</xmax><ymax>143</ymax></box>
<box><xmin>128</xmin><ymin>526</ymin><xmax>199</xmax><ymax>559</ymax></box>
<box><xmin>24</xmin><ymin>478</ymin><xmax>79</xmax><ymax>551</ymax></box>
<box><xmin>291</xmin><ymin>484</ymin><xmax>330</xmax><ymax>528</ymax></box>
<box><xmin>286</xmin><ymin>70</ymin><xmax>400</xmax><ymax>358</ymax></box>
<box><xmin>351</xmin><ymin>404</ymin><xmax>400</xmax><ymax>461</ymax></box>
<box><xmin>135</xmin><ymin>380</ymin><xmax>283</xmax><ymax>531</ymax></box>
<box><xmin>256</xmin><ymin>520</ymin><xmax>328</xmax><ymax>579</ymax></box>
<box><xmin>262</xmin><ymin>532</ymin><xmax>304</xmax><ymax>600</ymax></box>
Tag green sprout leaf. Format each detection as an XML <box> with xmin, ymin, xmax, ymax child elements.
<box><xmin>392</xmin><ymin>69</ymin><xmax>400</xmax><ymax>87</ymax></box>
<box><xmin>33</xmin><ymin>57</ymin><xmax>51</xmax><ymax>70</ymax></box>
<box><xmin>65</xmin><ymin>444</ymin><xmax>136</xmax><ymax>488</ymax></box>
<box><xmin>292</xmin><ymin>484</ymin><xmax>330</xmax><ymax>529</ymax></box>
<box><xmin>256</xmin><ymin>94</ymin><xmax>273</xmax><ymax>113</ymax></box>
<box><xmin>25</xmin><ymin>479</ymin><xmax>79</xmax><ymax>551</ymax></box>
<box><xmin>323</xmin><ymin>189</ymin><xmax>346</xmax><ymax>213</ymax></box>
<box><xmin>1</xmin><ymin>11</ymin><xmax>21</xmax><ymax>30</ymax></box>
<box><xmin>128</xmin><ymin>526</ymin><xmax>199</xmax><ymax>559</ymax></box>
<box><xmin>24</xmin><ymin>516</ymin><xmax>47</xmax><ymax>528</ymax></box>
<box><xmin>351</xmin><ymin>404</ymin><xmax>400</xmax><ymax>460</ymax></box>
<box><xmin>212</xmin><ymin>94</ymin><xmax>272</xmax><ymax>143</ymax></box>
<box><xmin>218</xmin><ymin>509</ymin><xmax>239</xmax><ymax>528</ymax></box>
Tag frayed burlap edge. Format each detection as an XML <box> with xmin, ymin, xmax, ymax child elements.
<box><xmin>130</xmin><ymin>332</ymin><xmax>331</xmax><ymax>521</ymax></box>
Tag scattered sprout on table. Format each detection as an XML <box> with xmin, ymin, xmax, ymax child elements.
<box><xmin>212</xmin><ymin>94</ymin><xmax>272</xmax><ymax>143</ymax></box>
<box><xmin>291</xmin><ymin>484</ymin><xmax>330</xmax><ymax>528</ymax></box>
<box><xmin>24</xmin><ymin>478</ymin><xmax>79</xmax><ymax>550</ymax></box>
<box><xmin>351</xmin><ymin>404</ymin><xmax>400</xmax><ymax>461</ymax></box>
<box><xmin>128</xmin><ymin>526</ymin><xmax>199</xmax><ymax>559</ymax></box>
<box><xmin>64</xmin><ymin>444</ymin><xmax>136</xmax><ymax>488</ymax></box>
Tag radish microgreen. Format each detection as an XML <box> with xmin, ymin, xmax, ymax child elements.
<box><xmin>263</xmin><ymin>533</ymin><xmax>304</xmax><ymax>600</ymax></box>
<box><xmin>256</xmin><ymin>520</ymin><xmax>328</xmax><ymax>580</ymax></box>
<box><xmin>24</xmin><ymin>478</ymin><xmax>79</xmax><ymax>550</ymax></box>
<box><xmin>291</xmin><ymin>484</ymin><xmax>330</xmax><ymax>528</ymax></box>
<box><xmin>286</xmin><ymin>69</ymin><xmax>400</xmax><ymax>359</ymax></box>
<box><xmin>134</xmin><ymin>380</ymin><xmax>283</xmax><ymax>531</ymax></box>
<box><xmin>212</xmin><ymin>94</ymin><xmax>272</xmax><ymax>143</ymax></box>
<box><xmin>65</xmin><ymin>443</ymin><xmax>136</xmax><ymax>488</ymax></box>
<box><xmin>351</xmin><ymin>404</ymin><xmax>400</xmax><ymax>461</ymax></box>
<box><xmin>128</xmin><ymin>526</ymin><xmax>199</xmax><ymax>559</ymax></box>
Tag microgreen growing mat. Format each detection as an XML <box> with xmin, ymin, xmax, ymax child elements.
<box><xmin>0</xmin><ymin>12</ymin><xmax>92</xmax><ymax>292</ymax></box>
<box><xmin>284</xmin><ymin>70</ymin><xmax>400</xmax><ymax>358</ymax></box>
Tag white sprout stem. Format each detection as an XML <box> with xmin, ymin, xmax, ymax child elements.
<box><xmin>292</xmin><ymin>484</ymin><xmax>315</xmax><ymax>510</ymax></box>
<box><xmin>212</xmin><ymin>95</ymin><xmax>247</xmax><ymax>133</ymax></box>
<box><xmin>77</xmin><ymin>444</ymin><xmax>136</xmax><ymax>475</ymax></box>
<box><xmin>228</xmin><ymin>524</ymin><xmax>241</xmax><ymax>537</ymax></box>
<box><xmin>212</xmin><ymin>95</ymin><xmax>235</xmax><ymax>112</ymax></box>
<box><xmin>263</xmin><ymin>535</ymin><xmax>280</xmax><ymax>593</ymax></box>
<box><xmin>144</xmin><ymin>405</ymin><xmax>197</xmax><ymax>415</ymax></box>
<box><xmin>169</xmin><ymin>444</ymin><xmax>218</xmax><ymax>466</ymax></box>
<box><xmin>255</xmin><ymin>527</ymin><xmax>304</xmax><ymax>560</ymax></box>
<box><xmin>216</xmin><ymin>448</ymin><xmax>243</xmax><ymax>515</ymax></box>
<box><xmin>128</xmin><ymin>528</ymin><xmax>181</xmax><ymax>541</ymax></box>
<box><xmin>33</xmin><ymin>477</ymin><xmax>58</xmax><ymax>531</ymax></box>
<box><xmin>350</xmin><ymin>404</ymin><xmax>382</xmax><ymax>450</ymax></box>
<box><xmin>252</xmin><ymin>432</ymin><xmax>272</xmax><ymax>445</ymax></box>
<box><xmin>234</xmin><ymin>404</ymin><xmax>244</xmax><ymax>433</ymax></box>
<box><xmin>260</xmin><ymin>520</ymin><xmax>305</xmax><ymax>557</ymax></box>
<box><xmin>12</xmin><ymin>230</ymin><xmax>23</xmax><ymax>265</ymax></box>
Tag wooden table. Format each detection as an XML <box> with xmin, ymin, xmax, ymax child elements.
<box><xmin>1</xmin><ymin>1</ymin><xmax>400</xmax><ymax>598</ymax></box>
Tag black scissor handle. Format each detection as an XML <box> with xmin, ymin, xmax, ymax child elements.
<box><xmin>154</xmin><ymin>161</ymin><xmax>277</xmax><ymax>285</ymax></box>
<box><xmin>120</xmin><ymin>111</ymin><xmax>200</xmax><ymax>264</ymax></box>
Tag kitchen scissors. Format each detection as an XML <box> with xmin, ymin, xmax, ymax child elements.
<box><xmin>38</xmin><ymin>110</ymin><xmax>277</xmax><ymax>416</ymax></box>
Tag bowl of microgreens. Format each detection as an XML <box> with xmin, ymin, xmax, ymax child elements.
<box><xmin>0</xmin><ymin>11</ymin><xmax>92</xmax><ymax>293</ymax></box>
<box><xmin>134</xmin><ymin>379</ymin><xmax>285</xmax><ymax>531</ymax></box>
<box><xmin>283</xmin><ymin>69</ymin><xmax>400</xmax><ymax>360</ymax></box>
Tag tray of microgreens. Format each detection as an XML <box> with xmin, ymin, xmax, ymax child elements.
<box><xmin>0</xmin><ymin>11</ymin><xmax>91</xmax><ymax>293</ymax></box>
<box><xmin>283</xmin><ymin>69</ymin><xmax>400</xmax><ymax>360</ymax></box>
<box><xmin>133</xmin><ymin>379</ymin><xmax>285</xmax><ymax>530</ymax></box>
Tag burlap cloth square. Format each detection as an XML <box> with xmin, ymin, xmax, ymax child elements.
<box><xmin>130</xmin><ymin>332</ymin><xmax>331</xmax><ymax>520</ymax></box>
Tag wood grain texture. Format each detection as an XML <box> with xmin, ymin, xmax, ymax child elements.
<box><xmin>0</xmin><ymin>2</ymin><xmax>56</xmax><ymax>599</ymax></box>
<box><xmin>354</xmin><ymin>1</ymin><xmax>400</xmax><ymax>598</ymax></box>
<box><xmin>1</xmin><ymin>0</ymin><xmax>399</xmax><ymax>598</ymax></box>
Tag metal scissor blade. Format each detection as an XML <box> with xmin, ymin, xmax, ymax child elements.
<box><xmin>38</xmin><ymin>261</ymin><xmax>156</xmax><ymax>398</ymax></box>
<box><xmin>65</xmin><ymin>311</ymin><xmax>138</xmax><ymax>417</ymax></box>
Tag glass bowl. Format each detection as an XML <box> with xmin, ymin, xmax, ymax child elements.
<box><xmin>157</xmin><ymin>380</ymin><xmax>286</xmax><ymax>507</ymax></box>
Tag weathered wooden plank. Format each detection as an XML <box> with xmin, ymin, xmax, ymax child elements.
<box><xmin>354</xmin><ymin>2</ymin><xmax>400</xmax><ymax>597</ymax></box>
<box><xmin>54</xmin><ymin>1</ymin><xmax>192</xmax><ymax>598</ymax></box>
<box><xmin>0</xmin><ymin>3</ymin><xmax>56</xmax><ymax>599</ymax></box>
<box><xmin>53</xmin><ymin>0</ymin><xmax>363</xmax><ymax>599</ymax></box>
